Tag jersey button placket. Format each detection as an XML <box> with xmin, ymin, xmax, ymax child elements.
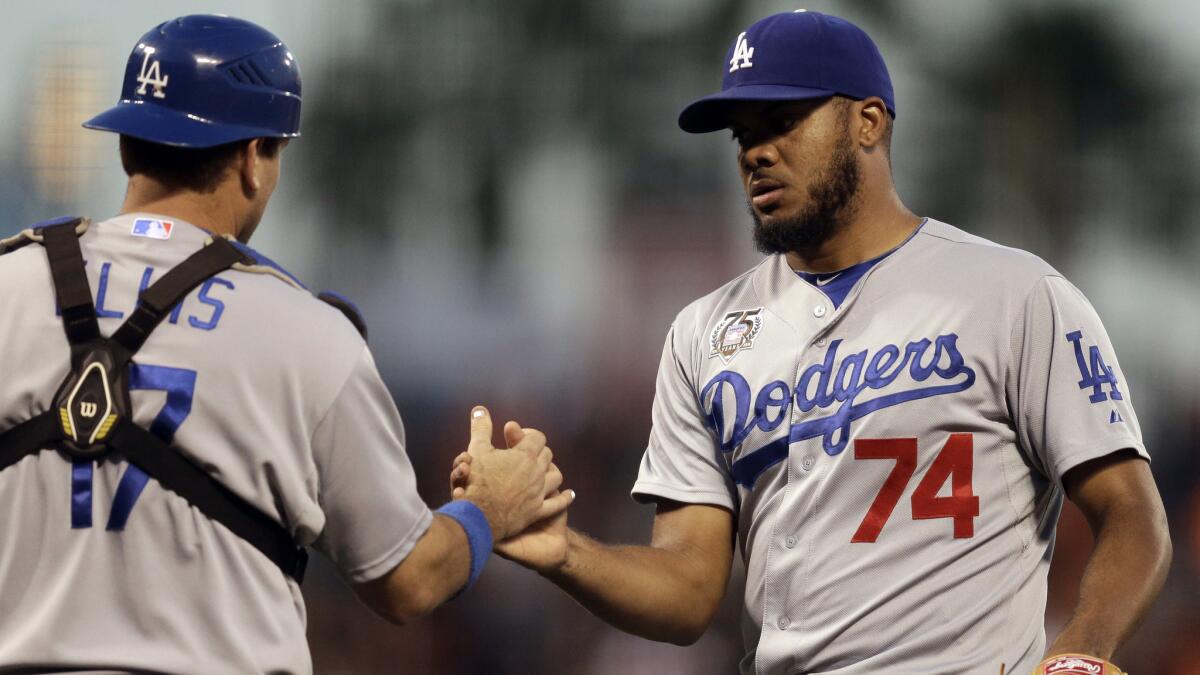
<box><xmin>777</xmin><ymin>616</ymin><xmax>791</xmax><ymax>630</ymax></box>
<box><xmin>813</xmin><ymin>305</ymin><xmax>827</xmax><ymax>318</ymax></box>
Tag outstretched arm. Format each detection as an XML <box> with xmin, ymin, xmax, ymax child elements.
<box><xmin>1046</xmin><ymin>450</ymin><xmax>1172</xmax><ymax>659</ymax></box>
<box><xmin>543</xmin><ymin>501</ymin><xmax>735</xmax><ymax>645</ymax></box>
<box><xmin>452</xmin><ymin>423</ymin><xmax>734</xmax><ymax>645</ymax></box>
<box><xmin>453</xmin><ymin>487</ymin><xmax>734</xmax><ymax>643</ymax></box>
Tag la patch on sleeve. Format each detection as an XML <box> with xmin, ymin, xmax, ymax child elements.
<box><xmin>1065</xmin><ymin>329</ymin><xmax>1123</xmax><ymax>404</ymax></box>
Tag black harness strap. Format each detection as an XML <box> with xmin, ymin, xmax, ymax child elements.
<box><xmin>111</xmin><ymin>238</ymin><xmax>246</xmax><ymax>361</ymax></box>
<box><xmin>0</xmin><ymin>225</ymin><xmax>308</xmax><ymax>582</ymax></box>
<box><xmin>42</xmin><ymin>221</ymin><xmax>100</xmax><ymax>346</ymax></box>
<box><xmin>0</xmin><ymin>413</ymin><xmax>58</xmax><ymax>472</ymax></box>
<box><xmin>0</xmin><ymin>222</ymin><xmax>84</xmax><ymax>474</ymax></box>
<box><xmin>107</xmin><ymin>421</ymin><xmax>308</xmax><ymax>580</ymax></box>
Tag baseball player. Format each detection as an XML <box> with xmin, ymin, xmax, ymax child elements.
<box><xmin>0</xmin><ymin>15</ymin><xmax>571</xmax><ymax>673</ymax></box>
<box><xmin>453</xmin><ymin>11</ymin><xmax>1171</xmax><ymax>674</ymax></box>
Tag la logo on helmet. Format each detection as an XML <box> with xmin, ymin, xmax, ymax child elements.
<box><xmin>729</xmin><ymin>32</ymin><xmax>754</xmax><ymax>72</ymax></box>
<box><xmin>135</xmin><ymin>49</ymin><xmax>169</xmax><ymax>99</ymax></box>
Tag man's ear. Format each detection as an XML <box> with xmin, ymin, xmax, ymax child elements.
<box><xmin>855</xmin><ymin>97</ymin><xmax>889</xmax><ymax>150</ymax></box>
<box><xmin>239</xmin><ymin>138</ymin><xmax>263</xmax><ymax>194</ymax></box>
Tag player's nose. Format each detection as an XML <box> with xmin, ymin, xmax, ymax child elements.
<box><xmin>739</xmin><ymin>139</ymin><xmax>779</xmax><ymax>173</ymax></box>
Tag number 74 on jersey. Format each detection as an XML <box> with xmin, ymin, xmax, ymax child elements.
<box><xmin>850</xmin><ymin>434</ymin><xmax>979</xmax><ymax>543</ymax></box>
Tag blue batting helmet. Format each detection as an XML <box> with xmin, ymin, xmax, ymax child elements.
<box><xmin>83</xmin><ymin>14</ymin><xmax>301</xmax><ymax>148</ymax></box>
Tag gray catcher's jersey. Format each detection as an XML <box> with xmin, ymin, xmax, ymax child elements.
<box><xmin>0</xmin><ymin>214</ymin><xmax>432</xmax><ymax>674</ymax></box>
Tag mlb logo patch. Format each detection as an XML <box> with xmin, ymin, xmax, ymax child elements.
<box><xmin>131</xmin><ymin>218</ymin><xmax>173</xmax><ymax>240</ymax></box>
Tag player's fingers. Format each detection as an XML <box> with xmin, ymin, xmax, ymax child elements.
<box><xmin>468</xmin><ymin>406</ymin><xmax>494</xmax><ymax>455</ymax></box>
<box><xmin>536</xmin><ymin>445</ymin><xmax>553</xmax><ymax>470</ymax></box>
<box><xmin>514</xmin><ymin>427</ymin><xmax>546</xmax><ymax>455</ymax></box>
<box><xmin>543</xmin><ymin>462</ymin><xmax>563</xmax><ymax>496</ymax></box>
<box><xmin>503</xmin><ymin>421</ymin><xmax>524</xmax><ymax>449</ymax></box>
<box><xmin>536</xmin><ymin>489</ymin><xmax>576</xmax><ymax>520</ymax></box>
<box><xmin>450</xmin><ymin>461</ymin><xmax>470</xmax><ymax>486</ymax></box>
<box><xmin>450</xmin><ymin>452</ymin><xmax>472</xmax><ymax>484</ymax></box>
<box><xmin>452</xmin><ymin>487</ymin><xmax>466</xmax><ymax>500</ymax></box>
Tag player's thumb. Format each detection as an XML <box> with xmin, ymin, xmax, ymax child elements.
<box><xmin>468</xmin><ymin>406</ymin><xmax>494</xmax><ymax>456</ymax></box>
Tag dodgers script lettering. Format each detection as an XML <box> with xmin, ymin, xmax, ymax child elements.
<box><xmin>700</xmin><ymin>334</ymin><xmax>976</xmax><ymax>487</ymax></box>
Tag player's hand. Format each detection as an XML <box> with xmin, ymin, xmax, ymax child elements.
<box><xmin>493</xmin><ymin>423</ymin><xmax>571</xmax><ymax>573</ymax></box>
<box><xmin>495</xmin><ymin>505</ymin><xmax>569</xmax><ymax>574</ymax></box>
<box><xmin>450</xmin><ymin>425</ymin><xmax>563</xmax><ymax>506</ymax></box>
<box><xmin>456</xmin><ymin>407</ymin><xmax>574</xmax><ymax>541</ymax></box>
<box><xmin>451</xmin><ymin>423</ymin><xmax>573</xmax><ymax>574</ymax></box>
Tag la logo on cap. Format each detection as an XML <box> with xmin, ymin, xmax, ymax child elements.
<box><xmin>135</xmin><ymin>49</ymin><xmax>169</xmax><ymax>99</ymax></box>
<box><xmin>729</xmin><ymin>32</ymin><xmax>754</xmax><ymax>72</ymax></box>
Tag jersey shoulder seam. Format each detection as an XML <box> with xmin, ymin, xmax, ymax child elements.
<box><xmin>676</xmin><ymin>258</ymin><xmax>769</xmax><ymax>326</ymax></box>
<box><xmin>915</xmin><ymin>223</ymin><xmax>1056</xmax><ymax>265</ymax></box>
<box><xmin>225</xmin><ymin>263</ymin><xmax>365</xmax><ymax>339</ymax></box>
<box><xmin>914</xmin><ymin>224</ymin><xmax>1068</xmax><ymax>292</ymax></box>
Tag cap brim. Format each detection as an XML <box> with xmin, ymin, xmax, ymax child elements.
<box><xmin>82</xmin><ymin>101</ymin><xmax>299</xmax><ymax>148</ymax></box>
<box><xmin>677</xmin><ymin>84</ymin><xmax>836</xmax><ymax>134</ymax></box>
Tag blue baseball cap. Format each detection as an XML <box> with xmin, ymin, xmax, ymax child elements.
<box><xmin>678</xmin><ymin>10</ymin><xmax>895</xmax><ymax>134</ymax></box>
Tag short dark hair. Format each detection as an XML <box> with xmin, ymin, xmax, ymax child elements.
<box><xmin>119</xmin><ymin>136</ymin><xmax>283</xmax><ymax>193</ymax></box>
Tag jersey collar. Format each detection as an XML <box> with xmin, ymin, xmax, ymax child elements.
<box><xmin>792</xmin><ymin>218</ymin><xmax>928</xmax><ymax>310</ymax></box>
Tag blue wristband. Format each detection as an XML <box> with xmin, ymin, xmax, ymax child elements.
<box><xmin>435</xmin><ymin>500</ymin><xmax>493</xmax><ymax>595</ymax></box>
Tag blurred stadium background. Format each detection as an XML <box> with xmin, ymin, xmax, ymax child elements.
<box><xmin>4</xmin><ymin>0</ymin><xmax>1198</xmax><ymax>672</ymax></box>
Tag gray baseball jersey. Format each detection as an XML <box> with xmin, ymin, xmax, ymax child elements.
<box><xmin>0</xmin><ymin>214</ymin><xmax>432</xmax><ymax>674</ymax></box>
<box><xmin>632</xmin><ymin>219</ymin><xmax>1147</xmax><ymax>674</ymax></box>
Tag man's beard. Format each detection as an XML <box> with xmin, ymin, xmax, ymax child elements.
<box><xmin>751</xmin><ymin>134</ymin><xmax>861</xmax><ymax>256</ymax></box>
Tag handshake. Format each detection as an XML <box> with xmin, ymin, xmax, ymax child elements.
<box><xmin>446</xmin><ymin>406</ymin><xmax>574</xmax><ymax>575</ymax></box>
